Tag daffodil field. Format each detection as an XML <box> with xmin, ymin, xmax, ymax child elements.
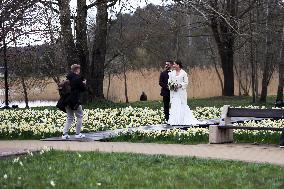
<box><xmin>0</xmin><ymin>106</ymin><xmax>283</xmax><ymax>144</ymax></box>
<box><xmin>110</xmin><ymin>119</ymin><xmax>283</xmax><ymax>144</ymax></box>
<box><xmin>0</xmin><ymin>107</ymin><xmax>164</xmax><ymax>139</ymax></box>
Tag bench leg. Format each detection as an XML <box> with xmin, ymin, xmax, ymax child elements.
<box><xmin>209</xmin><ymin>126</ymin><xmax>233</xmax><ymax>144</ymax></box>
<box><xmin>280</xmin><ymin>129</ymin><xmax>284</xmax><ymax>146</ymax></box>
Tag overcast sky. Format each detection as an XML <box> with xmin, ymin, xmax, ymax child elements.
<box><xmin>70</xmin><ymin>0</ymin><xmax>172</xmax><ymax>20</ymax></box>
<box><xmin>70</xmin><ymin>0</ymin><xmax>169</xmax><ymax>10</ymax></box>
<box><xmin>13</xmin><ymin>0</ymin><xmax>173</xmax><ymax>47</ymax></box>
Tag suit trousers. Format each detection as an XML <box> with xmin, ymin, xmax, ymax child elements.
<box><xmin>163</xmin><ymin>96</ymin><xmax>170</xmax><ymax>121</ymax></box>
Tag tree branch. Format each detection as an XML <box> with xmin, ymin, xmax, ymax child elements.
<box><xmin>86</xmin><ymin>0</ymin><xmax>118</xmax><ymax>9</ymax></box>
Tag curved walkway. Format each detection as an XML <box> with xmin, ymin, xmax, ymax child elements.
<box><xmin>0</xmin><ymin>140</ymin><xmax>284</xmax><ymax>166</ymax></box>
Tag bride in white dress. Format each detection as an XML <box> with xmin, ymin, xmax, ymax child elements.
<box><xmin>167</xmin><ymin>61</ymin><xmax>205</xmax><ymax>126</ymax></box>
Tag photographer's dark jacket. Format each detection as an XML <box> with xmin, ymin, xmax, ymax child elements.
<box><xmin>57</xmin><ymin>72</ymin><xmax>86</xmax><ymax>112</ymax></box>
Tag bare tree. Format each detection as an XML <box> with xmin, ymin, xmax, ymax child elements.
<box><xmin>9</xmin><ymin>46</ymin><xmax>49</xmax><ymax>108</ymax></box>
<box><xmin>206</xmin><ymin>36</ymin><xmax>224</xmax><ymax>94</ymax></box>
<box><xmin>58</xmin><ymin>0</ymin><xmax>79</xmax><ymax>67</ymax></box>
<box><xmin>276</xmin><ymin>25</ymin><xmax>284</xmax><ymax>102</ymax></box>
<box><xmin>259</xmin><ymin>0</ymin><xmax>276</xmax><ymax>102</ymax></box>
<box><xmin>39</xmin><ymin>1</ymin><xmax>65</xmax><ymax>84</ymax></box>
<box><xmin>172</xmin><ymin>0</ymin><xmax>268</xmax><ymax>97</ymax></box>
<box><xmin>0</xmin><ymin>0</ymin><xmax>40</xmax><ymax>47</ymax></box>
<box><xmin>0</xmin><ymin>0</ymin><xmax>45</xmax><ymax>107</ymax></box>
<box><xmin>54</xmin><ymin>0</ymin><xmax>118</xmax><ymax>101</ymax></box>
<box><xmin>75</xmin><ymin>0</ymin><xmax>89</xmax><ymax>77</ymax></box>
<box><xmin>87</xmin><ymin>0</ymin><xmax>108</xmax><ymax>100</ymax></box>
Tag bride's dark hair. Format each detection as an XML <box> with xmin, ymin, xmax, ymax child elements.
<box><xmin>174</xmin><ymin>60</ymin><xmax>183</xmax><ymax>69</ymax></box>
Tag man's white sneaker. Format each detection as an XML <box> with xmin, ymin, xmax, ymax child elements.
<box><xmin>280</xmin><ymin>145</ymin><xmax>284</xmax><ymax>148</ymax></box>
<box><xmin>62</xmin><ymin>134</ymin><xmax>70</xmax><ymax>140</ymax></box>
<box><xmin>75</xmin><ymin>133</ymin><xmax>85</xmax><ymax>139</ymax></box>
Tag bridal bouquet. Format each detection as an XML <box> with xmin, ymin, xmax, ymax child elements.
<box><xmin>168</xmin><ymin>80</ymin><xmax>179</xmax><ymax>91</ymax></box>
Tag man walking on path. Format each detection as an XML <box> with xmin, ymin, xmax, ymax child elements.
<box><xmin>62</xmin><ymin>64</ymin><xmax>86</xmax><ymax>139</ymax></box>
<box><xmin>159</xmin><ymin>61</ymin><xmax>173</xmax><ymax>123</ymax></box>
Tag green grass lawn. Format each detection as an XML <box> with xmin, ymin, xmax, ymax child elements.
<box><xmin>0</xmin><ymin>151</ymin><xmax>283</xmax><ymax>189</ymax></box>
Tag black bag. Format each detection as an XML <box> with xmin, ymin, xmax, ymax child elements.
<box><xmin>58</xmin><ymin>80</ymin><xmax>71</xmax><ymax>97</ymax></box>
<box><xmin>56</xmin><ymin>80</ymin><xmax>71</xmax><ymax>113</ymax></box>
<box><xmin>56</xmin><ymin>97</ymin><xmax>67</xmax><ymax>113</ymax></box>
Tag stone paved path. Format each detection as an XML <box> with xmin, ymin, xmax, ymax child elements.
<box><xmin>1</xmin><ymin>140</ymin><xmax>283</xmax><ymax>166</ymax></box>
<box><xmin>41</xmin><ymin>117</ymin><xmax>265</xmax><ymax>141</ymax></box>
<box><xmin>0</xmin><ymin>148</ymin><xmax>38</xmax><ymax>158</ymax></box>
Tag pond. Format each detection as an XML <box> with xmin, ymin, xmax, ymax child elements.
<box><xmin>1</xmin><ymin>100</ymin><xmax>57</xmax><ymax>108</ymax></box>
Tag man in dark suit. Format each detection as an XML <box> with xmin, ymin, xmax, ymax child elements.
<box><xmin>159</xmin><ymin>61</ymin><xmax>173</xmax><ymax>123</ymax></box>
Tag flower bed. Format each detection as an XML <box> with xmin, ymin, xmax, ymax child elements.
<box><xmin>0</xmin><ymin>106</ymin><xmax>283</xmax><ymax>144</ymax></box>
<box><xmin>107</xmin><ymin>128</ymin><xmax>209</xmax><ymax>144</ymax></box>
<box><xmin>0</xmin><ymin>107</ymin><xmax>164</xmax><ymax>139</ymax></box>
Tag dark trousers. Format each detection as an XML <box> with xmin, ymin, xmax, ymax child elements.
<box><xmin>163</xmin><ymin>96</ymin><xmax>170</xmax><ymax>121</ymax></box>
<box><xmin>280</xmin><ymin>129</ymin><xmax>284</xmax><ymax>146</ymax></box>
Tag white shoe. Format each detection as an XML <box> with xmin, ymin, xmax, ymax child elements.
<box><xmin>62</xmin><ymin>134</ymin><xmax>70</xmax><ymax>140</ymax></box>
<box><xmin>280</xmin><ymin>145</ymin><xmax>284</xmax><ymax>148</ymax></box>
<box><xmin>75</xmin><ymin>133</ymin><xmax>85</xmax><ymax>139</ymax></box>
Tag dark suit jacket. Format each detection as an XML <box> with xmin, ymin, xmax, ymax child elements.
<box><xmin>159</xmin><ymin>70</ymin><xmax>170</xmax><ymax>97</ymax></box>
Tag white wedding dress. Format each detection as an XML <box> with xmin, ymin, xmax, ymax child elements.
<box><xmin>167</xmin><ymin>69</ymin><xmax>205</xmax><ymax>126</ymax></box>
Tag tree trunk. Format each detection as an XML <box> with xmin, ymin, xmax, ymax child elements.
<box><xmin>58</xmin><ymin>0</ymin><xmax>78</xmax><ymax>67</ymax></box>
<box><xmin>174</xmin><ymin>5</ymin><xmax>181</xmax><ymax>60</ymax></box>
<box><xmin>249</xmin><ymin>3</ymin><xmax>256</xmax><ymax>103</ymax></box>
<box><xmin>46</xmin><ymin>10</ymin><xmax>61</xmax><ymax>85</ymax></box>
<box><xmin>219</xmin><ymin>43</ymin><xmax>235</xmax><ymax>96</ymax></box>
<box><xmin>2</xmin><ymin>23</ymin><xmax>9</xmax><ymax>108</ymax></box>
<box><xmin>89</xmin><ymin>0</ymin><xmax>108</xmax><ymax>100</ymax></box>
<box><xmin>244</xmin><ymin>56</ymin><xmax>251</xmax><ymax>96</ymax></box>
<box><xmin>237</xmin><ymin>63</ymin><xmax>242</xmax><ymax>96</ymax></box>
<box><xmin>259</xmin><ymin>0</ymin><xmax>273</xmax><ymax>103</ymax></box>
<box><xmin>123</xmin><ymin>63</ymin><xmax>129</xmax><ymax>103</ymax></box>
<box><xmin>207</xmin><ymin>37</ymin><xmax>224</xmax><ymax>94</ymax></box>
<box><xmin>107</xmin><ymin>73</ymin><xmax>111</xmax><ymax>100</ymax></box>
<box><xmin>276</xmin><ymin>25</ymin><xmax>284</xmax><ymax>101</ymax></box>
<box><xmin>76</xmin><ymin>0</ymin><xmax>89</xmax><ymax>78</ymax></box>
<box><xmin>255</xmin><ymin>0</ymin><xmax>260</xmax><ymax>98</ymax></box>
<box><xmin>76</xmin><ymin>0</ymin><xmax>89</xmax><ymax>103</ymax></box>
<box><xmin>21</xmin><ymin>77</ymin><xmax>29</xmax><ymax>108</ymax></box>
<box><xmin>209</xmin><ymin>0</ymin><xmax>236</xmax><ymax>96</ymax></box>
<box><xmin>175</xmin><ymin>28</ymin><xmax>180</xmax><ymax>60</ymax></box>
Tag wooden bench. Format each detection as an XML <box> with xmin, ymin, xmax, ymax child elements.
<box><xmin>209</xmin><ymin>105</ymin><xmax>284</xmax><ymax>144</ymax></box>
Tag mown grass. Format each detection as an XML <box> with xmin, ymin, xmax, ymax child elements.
<box><xmin>0</xmin><ymin>151</ymin><xmax>284</xmax><ymax>189</ymax></box>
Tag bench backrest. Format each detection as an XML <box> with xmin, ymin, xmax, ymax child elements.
<box><xmin>219</xmin><ymin>105</ymin><xmax>284</xmax><ymax>125</ymax></box>
<box><xmin>227</xmin><ymin>108</ymin><xmax>284</xmax><ymax>119</ymax></box>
